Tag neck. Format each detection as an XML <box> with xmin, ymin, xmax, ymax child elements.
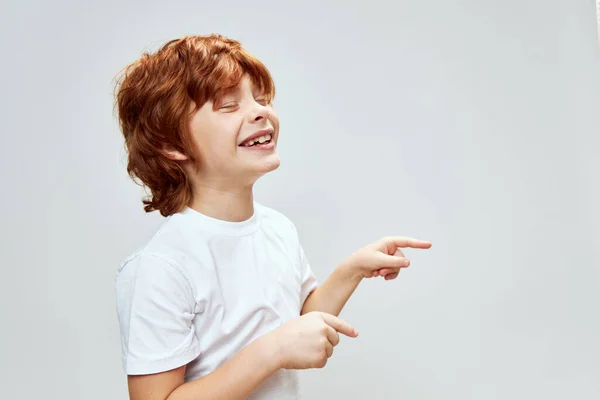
<box><xmin>188</xmin><ymin>183</ymin><xmax>255</xmax><ymax>222</ymax></box>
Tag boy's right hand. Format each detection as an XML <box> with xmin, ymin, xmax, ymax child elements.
<box><xmin>271</xmin><ymin>311</ymin><xmax>358</xmax><ymax>370</ymax></box>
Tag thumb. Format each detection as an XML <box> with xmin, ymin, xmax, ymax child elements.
<box><xmin>376</xmin><ymin>252</ymin><xmax>410</xmax><ymax>268</ymax></box>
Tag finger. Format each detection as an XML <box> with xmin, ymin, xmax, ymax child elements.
<box><xmin>325</xmin><ymin>325</ymin><xmax>340</xmax><ymax>347</ymax></box>
<box><xmin>382</xmin><ymin>236</ymin><xmax>432</xmax><ymax>250</ymax></box>
<box><xmin>373</xmin><ymin>270</ymin><xmax>380</xmax><ymax>277</ymax></box>
<box><xmin>376</xmin><ymin>253</ymin><xmax>410</xmax><ymax>268</ymax></box>
<box><xmin>326</xmin><ymin>342</ymin><xmax>334</xmax><ymax>358</ymax></box>
<box><xmin>378</xmin><ymin>267</ymin><xmax>399</xmax><ymax>276</ymax></box>
<box><xmin>384</xmin><ymin>272</ymin><xmax>399</xmax><ymax>280</ymax></box>
<box><xmin>393</xmin><ymin>248</ymin><xmax>405</xmax><ymax>258</ymax></box>
<box><xmin>321</xmin><ymin>313</ymin><xmax>359</xmax><ymax>337</ymax></box>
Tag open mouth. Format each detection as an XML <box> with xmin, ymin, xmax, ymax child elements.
<box><xmin>240</xmin><ymin>133</ymin><xmax>273</xmax><ymax>148</ymax></box>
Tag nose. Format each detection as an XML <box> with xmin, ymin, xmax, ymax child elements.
<box><xmin>249</xmin><ymin>103</ymin><xmax>269</xmax><ymax>122</ymax></box>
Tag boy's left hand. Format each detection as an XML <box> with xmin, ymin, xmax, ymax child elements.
<box><xmin>342</xmin><ymin>236</ymin><xmax>432</xmax><ymax>281</ymax></box>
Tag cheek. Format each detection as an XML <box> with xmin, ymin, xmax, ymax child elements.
<box><xmin>202</xmin><ymin>138</ymin><xmax>238</xmax><ymax>162</ymax></box>
<box><xmin>269</xmin><ymin>111</ymin><xmax>280</xmax><ymax>131</ymax></box>
<box><xmin>194</xmin><ymin>123</ymin><xmax>239</xmax><ymax>156</ymax></box>
<box><xmin>269</xmin><ymin>106</ymin><xmax>279</xmax><ymax>122</ymax></box>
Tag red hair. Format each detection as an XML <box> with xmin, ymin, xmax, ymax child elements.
<box><xmin>114</xmin><ymin>34</ymin><xmax>276</xmax><ymax>216</ymax></box>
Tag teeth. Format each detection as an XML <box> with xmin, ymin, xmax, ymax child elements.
<box><xmin>244</xmin><ymin>133</ymin><xmax>272</xmax><ymax>147</ymax></box>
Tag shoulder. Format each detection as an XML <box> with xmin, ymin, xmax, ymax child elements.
<box><xmin>115</xmin><ymin>216</ymin><xmax>198</xmax><ymax>290</ymax></box>
<box><xmin>116</xmin><ymin>250</ymin><xmax>192</xmax><ymax>292</ymax></box>
<box><xmin>122</xmin><ymin>210</ymin><xmax>216</xmax><ymax>262</ymax></box>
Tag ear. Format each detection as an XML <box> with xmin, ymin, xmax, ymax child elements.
<box><xmin>162</xmin><ymin>148</ymin><xmax>188</xmax><ymax>161</ymax></box>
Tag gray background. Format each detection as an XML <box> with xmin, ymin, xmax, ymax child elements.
<box><xmin>1</xmin><ymin>0</ymin><xmax>599</xmax><ymax>399</ymax></box>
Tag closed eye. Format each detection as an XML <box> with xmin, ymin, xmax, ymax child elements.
<box><xmin>219</xmin><ymin>102</ymin><xmax>239</xmax><ymax>110</ymax></box>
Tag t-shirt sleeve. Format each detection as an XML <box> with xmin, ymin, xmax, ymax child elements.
<box><xmin>299</xmin><ymin>243</ymin><xmax>319</xmax><ymax>306</ymax></box>
<box><xmin>285</xmin><ymin>219</ymin><xmax>319</xmax><ymax>305</ymax></box>
<box><xmin>115</xmin><ymin>252</ymin><xmax>201</xmax><ymax>375</ymax></box>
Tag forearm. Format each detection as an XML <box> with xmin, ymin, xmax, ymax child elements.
<box><xmin>301</xmin><ymin>261</ymin><xmax>362</xmax><ymax>316</ymax></box>
<box><xmin>168</xmin><ymin>333</ymin><xmax>280</xmax><ymax>400</ymax></box>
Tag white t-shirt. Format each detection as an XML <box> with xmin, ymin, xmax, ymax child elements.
<box><xmin>115</xmin><ymin>202</ymin><xmax>319</xmax><ymax>399</ymax></box>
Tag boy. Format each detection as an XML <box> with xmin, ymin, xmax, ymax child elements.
<box><xmin>114</xmin><ymin>34</ymin><xmax>431</xmax><ymax>400</ymax></box>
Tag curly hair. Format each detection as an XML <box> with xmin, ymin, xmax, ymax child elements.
<box><xmin>114</xmin><ymin>34</ymin><xmax>276</xmax><ymax>216</ymax></box>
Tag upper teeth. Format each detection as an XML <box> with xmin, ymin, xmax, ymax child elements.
<box><xmin>245</xmin><ymin>134</ymin><xmax>272</xmax><ymax>146</ymax></box>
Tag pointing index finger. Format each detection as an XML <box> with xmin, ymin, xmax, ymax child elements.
<box><xmin>383</xmin><ymin>236</ymin><xmax>432</xmax><ymax>249</ymax></box>
<box><xmin>320</xmin><ymin>313</ymin><xmax>359</xmax><ymax>338</ymax></box>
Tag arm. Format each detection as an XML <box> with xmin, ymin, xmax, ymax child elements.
<box><xmin>129</xmin><ymin>311</ymin><xmax>362</xmax><ymax>400</ymax></box>
<box><xmin>128</xmin><ymin>331</ymin><xmax>281</xmax><ymax>400</ymax></box>
<box><xmin>116</xmin><ymin>254</ymin><xmax>282</xmax><ymax>400</ymax></box>
<box><xmin>301</xmin><ymin>236</ymin><xmax>433</xmax><ymax>317</ymax></box>
<box><xmin>300</xmin><ymin>261</ymin><xmax>362</xmax><ymax>317</ymax></box>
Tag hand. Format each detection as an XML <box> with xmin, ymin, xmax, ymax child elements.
<box><xmin>271</xmin><ymin>311</ymin><xmax>358</xmax><ymax>370</ymax></box>
<box><xmin>343</xmin><ymin>236</ymin><xmax>432</xmax><ymax>281</ymax></box>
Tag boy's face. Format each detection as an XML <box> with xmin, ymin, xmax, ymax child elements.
<box><xmin>185</xmin><ymin>75</ymin><xmax>280</xmax><ymax>187</ymax></box>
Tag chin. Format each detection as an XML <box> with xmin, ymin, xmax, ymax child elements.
<box><xmin>250</xmin><ymin>154</ymin><xmax>281</xmax><ymax>180</ymax></box>
<box><xmin>260</xmin><ymin>155</ymin><xmax>281</xmax><ymax>174</ymax></box>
